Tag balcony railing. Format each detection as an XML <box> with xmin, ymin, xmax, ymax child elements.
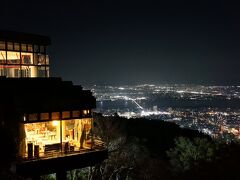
<box><xmin>16</xmin><ymin>142</ymin><xmax>108</xmax><ymax>177</ymax></box>
<box><xmin>19</xmin><ymin>139</ymin><xmax>105</xmax><ymax>162</ymax></box>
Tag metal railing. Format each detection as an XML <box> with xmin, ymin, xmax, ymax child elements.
<box><xmin>19</xmin><ymin>140</ymin><xmax>106</xmax><ymax>162</ymax></box>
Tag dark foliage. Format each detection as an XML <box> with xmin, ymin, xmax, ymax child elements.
<box><xmin>126</xmin><ymin>118</ymin><xmax>209</xmax><ymax>155</ymax></box>
<box><xmin>94</xmin><ymin>114</ymin><xmax>240</xmax><ymax>180</ymax></box>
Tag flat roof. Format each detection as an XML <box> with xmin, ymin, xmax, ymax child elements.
<box><xmin>0</xmin><ymin>77</ymin><xmax>96</xmax><ymax>113</ymax></box>
<box><xmin>0</xmin><ymin>31</ymin><xmax>51</xmax><ymax>46</ymax></box>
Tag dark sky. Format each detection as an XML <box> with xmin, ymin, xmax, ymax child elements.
<box><xmin>1</xmin><ymin>0</ymin><xmax>240</xmax><ymax>85</ymax></box>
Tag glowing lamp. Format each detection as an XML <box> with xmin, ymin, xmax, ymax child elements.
<box><xmin>52</xmin><ymin>120</ymin><xmax>59</xmax><ymax>127</ymax></box>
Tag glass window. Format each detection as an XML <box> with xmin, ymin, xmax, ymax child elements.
<box><xmin>21</xmin><ymin>66</ymin><xmax>30</xmax><ymax>77</ymax></box>
<box><xmin>31</xmin><ymin>66</ymin><xmax>37</xmax><ymax>77</ymax></box>
<box><xmin>7</xmin><ymin>42</ymin><xmax>13</xmax><ymax>50</ymax></box>
<box><xmin>21</xmin><ymin>44</ymin><xmax>27</xmax><ymax>51</ymax></box>
<box><xmin>46</xmin><ymin>55</ymin><xmax>49</xmax><ymax>65</ymax></box>
<box><xmin>38</xmin><ymin>55</ymin><xmax>46</xmax><ymax>65</ymax></box>
<box><xmin>72</xmin><ymin>111</ymin><xmax>80</xmax><ymax>118</ymax></box>
<box><xmin>0</xmin><ymin>65</ymin><xmax>6</xmax><ymax>76</ymax></box>
<box><xmin>62</xmin><ymin>119</ymin><xmax>93</xmax><ymax>150</ymax></box>
<box><xmin>34</xmin><ymin>45</ymin><xmax>39</xmax><ymax>53</ymax></box>
<box><xmin>34</xmin><ymin>53</ymin><xmax>39</xmax><ymax>65</ymax></box>
<box><xmin>62</xmin><ymin>111</ymin><xmax>71</xmax><ymax>119</ymax></box>
<box><xmin>7</xmin><ymin>51</ymin><xmax>20</xmax><ymax>64</ymax></box>
<box><xmin>21</xmin><ymin>52</ymin><xmax>33</xmax><ymax>64</ymax></box>
<box><xmin>0</xmin><ymin>51</ymin><xmax>6</xmax><ymax>64</ymax></box>
<box><xmin>46</xmin><ymin>66</ymin><xmax>50</xmax><ymax>77</ymax></box>
<box><xmin>40</xmin><ymin>113</ymin><xmax>49</xmax><ymax>120</ymax></box>
<box><xmin>40</xmin><ymin>46</ymin><xmax>45</xmax><ymax>53</ymax></box>
<box><xmin>27</xmin><ymin>44</ymin><xmax>33</xmax><ymax>52</ymax></box>
<box><xmin>52</xmin><ymin>112</ymin><xmax>60</xmax><ymax>120</ymax></box>
<box><xmin>20</xmin><ymin>118</ymin><xmax>94</xmax><ymax>158</ymax></box>
<box><xmin>5</xmin><ymin>65</ymin><xmax>21</xmax><ymax>77</ymax></box>
<box><xmin>37</xmin><ymin>66</ymin><xmax>46</xmax><ymax>77</ymax></box>
<box><xmin>0</xmin><ymin>41</ymin><xmax>5</xmax><ymax>50</ymax></box>
<box><xmin>21</xmin><ymin>65</ymin><xmax>37</xmax><ymax>77</ymax></box>
<box><xmin>34</xmin><ymin>54</ymin><xmax>46</xmax><ymax>65</ymax></box>
<box><xmin>23</xmin><ymin>121</ymin><xmax>61</xmax><ymax>158</ymax></box>
<box><xmin>14</xmin><ymin>43</ymin><xmax>20</xmax><ymax>51</ymax></box>
<box><xmin>29</xmin><ymin>113</ymin><xmax>38</xmax><ymax>121</ymax></box>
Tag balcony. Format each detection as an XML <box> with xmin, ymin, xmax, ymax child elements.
<box><xmin>16</xmin><ymin>145</ymin><xmax>107</xmax><ymax>177</ymax></box>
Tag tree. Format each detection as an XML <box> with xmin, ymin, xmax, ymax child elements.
<box><xmin>79</xmin><ymin>114</ymin><xmax>151</xmax><ymax>180</ymax></box>
<box><xmin>167</xmin><ymin>136</ymin><xmax>217</xmax><ymax>173</ymax></box>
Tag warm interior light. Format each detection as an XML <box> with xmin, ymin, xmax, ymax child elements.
<box><xmin>52</xmin><ymin>120</ymin><xmax>59</xmax><ymax>127</ymax></box>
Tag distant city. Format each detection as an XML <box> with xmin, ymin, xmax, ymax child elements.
<box><xmin>84</xmin><ymin>84</ymin><xmax>240</xmax><ymax>141</ymax></box>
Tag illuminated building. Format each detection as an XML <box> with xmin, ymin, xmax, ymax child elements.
<box><xmin>0</xmin><ymin>31</ymin><xmax>50</xmax><ymax>78</ymax></box>
<box><xmin>0</xmin><ymin>31</ymin><xmax>107</xmax><ymax>179</ymax></box>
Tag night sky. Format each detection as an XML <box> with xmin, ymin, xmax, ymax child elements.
<box><xmin>2</xmin><ymin>0</ymin><xmax>240</xmax><ymax>85</ymax></box>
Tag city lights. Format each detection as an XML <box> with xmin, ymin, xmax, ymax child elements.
<box><xmin>85</xmin><ymin>84</ymin><xmax>240</xmax><ymax>140</ymax></box>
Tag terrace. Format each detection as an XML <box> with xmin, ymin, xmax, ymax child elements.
<box><xmin>16</xmin><ymin>145</ymin><xmax>107</xmax><ymax>177</ymax></box>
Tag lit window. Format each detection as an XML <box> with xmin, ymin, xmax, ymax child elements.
<box><xmin>21</xmin><ymin>44</ymin><xmax>27</xmax><ymax>51</ymax></box>
<box><xmin>5</xmin><ymin>65</ymin><xmax>20</xmax><ymax>77</ymax></box>
<box><xmin>72</xmin><ymin>110</ymin><xmax>80</xmax><ymax>118</ymax></box>
<box><xmin>21</xmin><ymin>52</ymin><xmax>33</xmax><ymax>64</ymax></box>
<box><xmin>38</xmin><ymin>55</ymin><xmax>46</xmax><ymax>65</ymax></box>
<box><xmin>34</xmin><ymin>45</ymin><xmax>39</xmax><ymax>53</ymax></box>
<box><xmin>0</xmin><ymin>65</ymin><xmax>6</xmax><ymax>76</ymax></box>
<box><xmin>14</xmin><ymin>43</ymin><xmax>20</xmax><ymax>51</ymax></box>
<box><xmin>7</xmin><ymin>42</ymin><xmax>13</xmax><ymax>50</ymax></box>
<box><xmin>46</xmin><ymin>67</ymin><xmax>50</xmax><ymax>77</ymax></box>
<box><xmin>0</xmin><ymin>41</ymin><xmax>5</xmax><ymax>50</ymax></box>
<box><xmin>83</xmin><ymin>110</ymin><xmax>88</xmax><ymax>115</ymax></box>
<box><xmin>37</xmin><ymin>66</ymin><xmax>46</xmax><ymax>77</ymax></box>
<box><xmin>21</xmin><ymin>65</ymin><xmax>37</xmax><ymax>77</ymax></box>
<box><xmin>0</xmin><ymin>51</ymin><xmax>6</xmax><ymax>64</ymax></box>
<box><xmin>27</xmin><ymin>44</ymin><xmax>33</xmax><ymax>52</ymax></box>
<box><xmin>52</xmin><ymin>112</ymin><xmax>60</xmax><ymax>120</ymax></box>
<box><xmin>7</xmin><ymin>51</ymin><xmax>20</xmax><ymax>64</ymax></box>
<box><xmin>46</xmin><ymin>55</ymin><xmax>49</xmax><ymax>65</ymax></box>
<box><xmin>40</xmin><ymin>113</ymin><xmax>49</xmax><ymax>120</ymax></box>
<box><xmin>23</xmin><ymin>121</ymin><xmax>61</xmax><ymax>158</ymax></box>
<box><xmin>62</xmin><ymin>111</ymin><xmax>70</xmax><ymax>119</ymax></box>
<box><xmin>29</xmin><ymin>113</ymin><xmax>38</xmax><ymax>121</ymax></box>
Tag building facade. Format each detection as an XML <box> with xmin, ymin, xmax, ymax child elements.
<box><xmin>0</xmin><ymin>31</ymin><xmax>107</xmax><ymax>179</ymax></box>
<box><xmin>0</xmin><ymin>31</ymin><xmax>50</xmax><ymax>78</ymax></box>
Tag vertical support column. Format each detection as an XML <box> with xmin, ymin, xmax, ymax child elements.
<box><xmin>4</xmin><ymin>42</ymin><xmax>7</xmax><ymax>76</ymax></box>
<box><xmin>20</xmin><ymin>43</ymin><xmax>22</xmax><ymax>77</ymax></box>
<box><xmin>44</xmin><ymin>46</ymin><xmax>47</xmax><ymax>77</ymax></box>
<box><xmin>32</xmin><ymin>50</ymin><xmax>37</xmax><ymax>77</ymax></box>
<box><xmin>60</xmin><ymin>119</ymin><xmax>63</xmax><ymax>153</ymax></box>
